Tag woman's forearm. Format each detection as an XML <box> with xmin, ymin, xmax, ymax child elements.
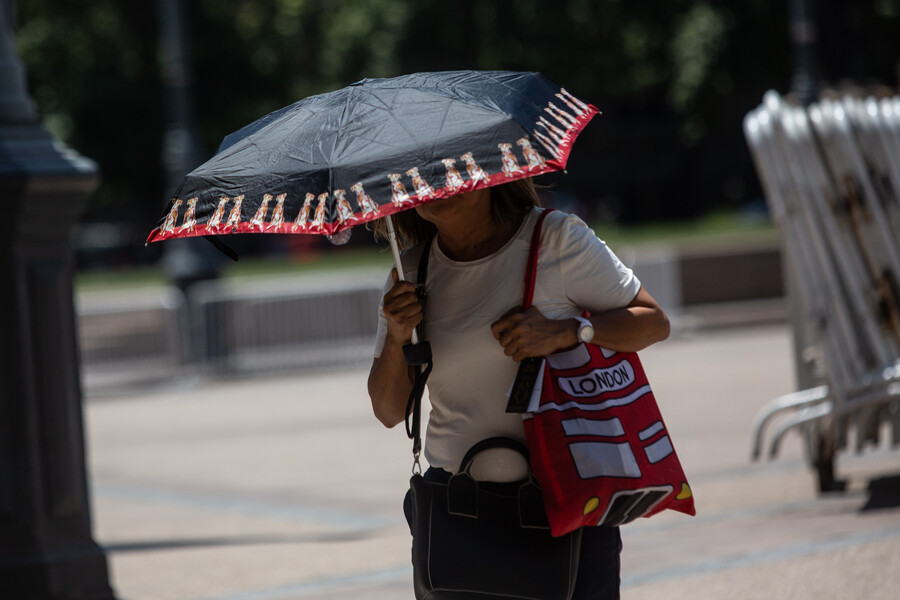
<box><xmin>585</xmin><ymin>301</ymin><xmax>670</xmax><ymax>353</ymax></box>
<box><xmin>367</xmin><ymin>335</ymin><xmax>416</xmax><ymax>428</ymax></box>
<box><xmin>573</xmin><ymin>286</ymin><xmax>670</xmax><ymax>353</ymax></box>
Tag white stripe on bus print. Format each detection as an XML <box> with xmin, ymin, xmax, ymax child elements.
<box><xmin>531</xmin><ymin>384</ymin><xmax>652</xmax><ymax>415</ymax></box>
<box><xmin>561</xmin><ymin>417</ymin><xmax>625</xmax><ymax>437</ymax></box>
<box><xmin>568</xmin><ymin>441</ymin><xmax>641</xmax><ymax>479</ymax></box>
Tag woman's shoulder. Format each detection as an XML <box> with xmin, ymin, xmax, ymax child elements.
<box><xmin>537</xmin><ymin>207</ymin><xmax>595</xmax><ymax>247</ymax></box>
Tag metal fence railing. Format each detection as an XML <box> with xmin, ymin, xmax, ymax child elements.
<box><xmin>77</xmin><ymin>287</ymin><xmax>187</xmax><ymax>393</ymax></box>
<box><xmin>189</xmin><ymin>280</ymin><xmax>382</xmax><ymax>376</ymax></box>
<box><xmin>77</xmin><ymin>274</ymin><xmax>385</xmax><ymax>394</ymax></box>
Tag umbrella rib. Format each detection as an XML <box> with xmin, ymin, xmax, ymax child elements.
<box><xmin>332</xmin><ymin>72</ymin><xmax>552</xmax><ymax>170</ymax></box>
<box><xmin>330</xmin><ymin>88</ymin><xmax>360</xmax><ymax>192</ymax></box>
<box><xmin>331</xmin><ymin>91</ymin><xmax>440</xmax><ymax>170</ymax></box>
<box><xmin>427</xmin><ymin>100</ymin><xmax>454</xmax><ymax>164</ymax></box>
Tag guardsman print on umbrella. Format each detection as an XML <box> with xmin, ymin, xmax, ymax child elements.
<box><xmin>145</xmin><ymin>71</ymin><xmax>599</xmax><ymax>245</ymax></box>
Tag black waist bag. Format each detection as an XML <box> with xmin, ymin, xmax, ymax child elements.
<box><xmin>408</xmin><ymin>438</ymin><xmax>582</xmax><ymax>600</ymax></box>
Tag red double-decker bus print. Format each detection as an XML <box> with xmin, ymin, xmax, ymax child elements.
<box><xmin>524</xmin><ymin>343</ymin><xmax>693</xmax><ymax>531</ymax></box>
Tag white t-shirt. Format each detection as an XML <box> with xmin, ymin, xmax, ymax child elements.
<box><xmin>374</xmin><ymin>208</ymin><xmax>641</xmax><ymax>480</ymax></box>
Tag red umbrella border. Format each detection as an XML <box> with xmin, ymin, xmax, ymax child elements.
<box><xmin>146</xmin><ymin>87</ymin><xmax>598</xmax><ymax>245</ymax></box>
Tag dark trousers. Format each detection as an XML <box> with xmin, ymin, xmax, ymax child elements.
<box><xmin>405</xmin><ymin>467</ymin><xmax>621</xmax><ymax>599</ymax></box>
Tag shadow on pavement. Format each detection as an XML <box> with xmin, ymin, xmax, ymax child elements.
<box><xmin>102</xmin><ymin>529</ymin><xmax>377</xmax><ymax>554</ymax></box>
<box><xmin>861</xmin><ymin>472</ymin><xmax>900</xmax><ymax>512</ymax></box>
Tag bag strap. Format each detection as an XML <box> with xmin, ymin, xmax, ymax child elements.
<box><xmin>505</xmin><ymin>209</ymin><xmax>554</xmax><ymax>414</ymax></box>
<box><xmin>522</xmin><ymin>209</ymin><xmax>554</xmax><ymax>309</ymax></box>
<box><xmin>404</xmin><ymin>235</ymin><xmax>436</xmax><ymax>471</ymax></box>
<box><xmin>457</xmin><ymin>437</ymin><xmax>530</xmax><ymax>474</ymax></box>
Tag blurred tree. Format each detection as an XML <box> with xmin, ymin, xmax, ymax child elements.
<box><xmin>392</xmin><ymin>0</ymin><xmax>795</xmax><ymax>220</ymax></box>
<box><xmin>12</xmin><ymin>0</ymin><xmax>900</xmax><ymax>259</ymax></box>
<box><xmin>15</xmin><ymin>0</ymin><xmax>162</xmax><ymax>224</ymax></box>
<box><xmin>187</xmin><ymin>0</ymin><xmax>411</xmax><ymax>149</ymax></box>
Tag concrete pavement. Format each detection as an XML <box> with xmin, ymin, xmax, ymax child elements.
<box><xmin>84</xmin><ymin>323</ymin><xmax>900</xmax><ymax>600</ymax></box>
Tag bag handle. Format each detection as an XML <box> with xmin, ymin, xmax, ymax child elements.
<box><xmin>448</xmin><ymin>437</ymin><xmax>548</xmax><ymax>528</ymax></box>
<box><xmin>522</xmin><ymin>208</ymin><xmax>554</xmax><ymax>309</ymax></box>
<box><xmin>506</xmin><ymin>208</ymin><xmax>554</xmax><ymax>413</ymax></box>
<box><xmin>523</xmin><ymin>207</ymin><xmax>590</xmax><ymax>318</ymax></box>
<box><xmin>457</xmin><ymin>436</ymin><xmax>530</xmax><ymax>474</ymax></box>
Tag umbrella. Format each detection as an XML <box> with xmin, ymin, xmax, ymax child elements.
<box><xmin>146</xmin><ymin>70</ymin><xmax>598</xmax><ymax>282</ymax></box>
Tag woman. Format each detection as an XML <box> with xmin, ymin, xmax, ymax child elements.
<box><xmin>368</xmin><ymin>178</ymin><xmax>670</xmax><ymax>598</ymax></box>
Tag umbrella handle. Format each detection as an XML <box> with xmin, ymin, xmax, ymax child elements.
<box><xmin>385</xmin><ymin>215</ymin><xmax>419</xmax><ymax>345</ymax></box>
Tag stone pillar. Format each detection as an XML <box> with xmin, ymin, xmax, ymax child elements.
<box><xmin>0</xmin><ymin>1</ymin><xmax>116</xmax><ymax>597</ymax></box>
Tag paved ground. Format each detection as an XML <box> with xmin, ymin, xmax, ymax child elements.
<box><xmin>84</xmin><ymin>323</ymin><xmax>900</xmax><ymax>600</ymax></box>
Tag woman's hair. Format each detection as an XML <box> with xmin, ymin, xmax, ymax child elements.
<box><xmin>370</xmin><ymin>178</ymin><xmax>541</xmax><ymax>249</ymax></box>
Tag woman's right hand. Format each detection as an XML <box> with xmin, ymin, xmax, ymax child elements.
<box><xmin>382</xmin><ymin>268</ymin><xmax>422</xmax><ymax>344</ymax></box>
<box><xmin>369</xmin><ymin>268</ymin><xmax>420</xmax><ymax>428</ymax></box>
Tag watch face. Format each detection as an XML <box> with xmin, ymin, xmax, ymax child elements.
<box><xmin>578</xmin><ymin>322</ymin><xmax>594</xmax><ymax>343</ymax></box>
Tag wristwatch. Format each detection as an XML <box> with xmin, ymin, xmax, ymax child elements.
<box><xmin>574</xmin><ymin>316</ymin><xmax>594</xmax><ymax>344</ymax></box>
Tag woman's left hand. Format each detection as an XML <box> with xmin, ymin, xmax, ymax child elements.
<box><xmin>490</xmin><ymin>306</ymin><xmax>575</xmax><ymax>362</ymax></box>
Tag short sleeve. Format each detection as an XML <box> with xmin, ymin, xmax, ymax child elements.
<box><xmin>553</xmin><ymin>213</ymin><xmax>641</xmax><ymax>313</ymax></box>
<box><xmin>373</xmin><ymin>273</ymin><xmax>393</xmax><ymax>358</ymax></box>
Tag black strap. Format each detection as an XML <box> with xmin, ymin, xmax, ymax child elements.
<box><xmin>404</xmin><ymin>236</ymin><xmax>436</xmax><ymax>460</ymax></box>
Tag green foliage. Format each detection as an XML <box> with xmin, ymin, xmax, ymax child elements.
<box><xmin>669</xmin><ymin>3</ymin><xmax>729</xmax><ymax>112</ymax></box>
<box><xmin>16</xmin><ymin>1</ymin><xmax>163</xmax><ymax>219</ymax></box>
<box><xmin>593</xmin><ymin>208</ymin><xmax>777</xmax><ymax>253</ymax></box>
<box><xmin>186</xmin><ymin>0</ymin><xmax>413</xmax><ymax>146</ymax></box>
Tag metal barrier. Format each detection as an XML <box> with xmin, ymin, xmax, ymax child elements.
<box><xmin>744</xmin><ymin>90</ymin><xmax>900</xmax><ymax>490</ymax></box>
<box><xmin>77</xmin><ymin>274</ymin><xmax>386</xmax><ymax>393</ymax></box>
<box><xmin>189</xmin><ymin>279</ymin><xmax>382</xmax><ymax>376</ymax></box>
<box><xmin>77</xmin><ymin>287</ymin><xmax>187</xmax><ymax>393</ymax></box>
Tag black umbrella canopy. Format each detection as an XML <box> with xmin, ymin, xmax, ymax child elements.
<box><xmin>146</xmin><ymin>71</ymin><xmax>598</xmax><ymax>244</ymax></box>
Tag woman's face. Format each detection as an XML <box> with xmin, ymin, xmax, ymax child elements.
<box><xmin>415</xmin><ymin>187</ymin><xmax>491</xmax><ymax>225</ymax></box>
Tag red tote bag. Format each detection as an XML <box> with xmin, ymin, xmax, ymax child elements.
<box><xmin>517</xmin><ymin>210</ymin><xmax>695</xmax><ymax>537</ymax></box>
